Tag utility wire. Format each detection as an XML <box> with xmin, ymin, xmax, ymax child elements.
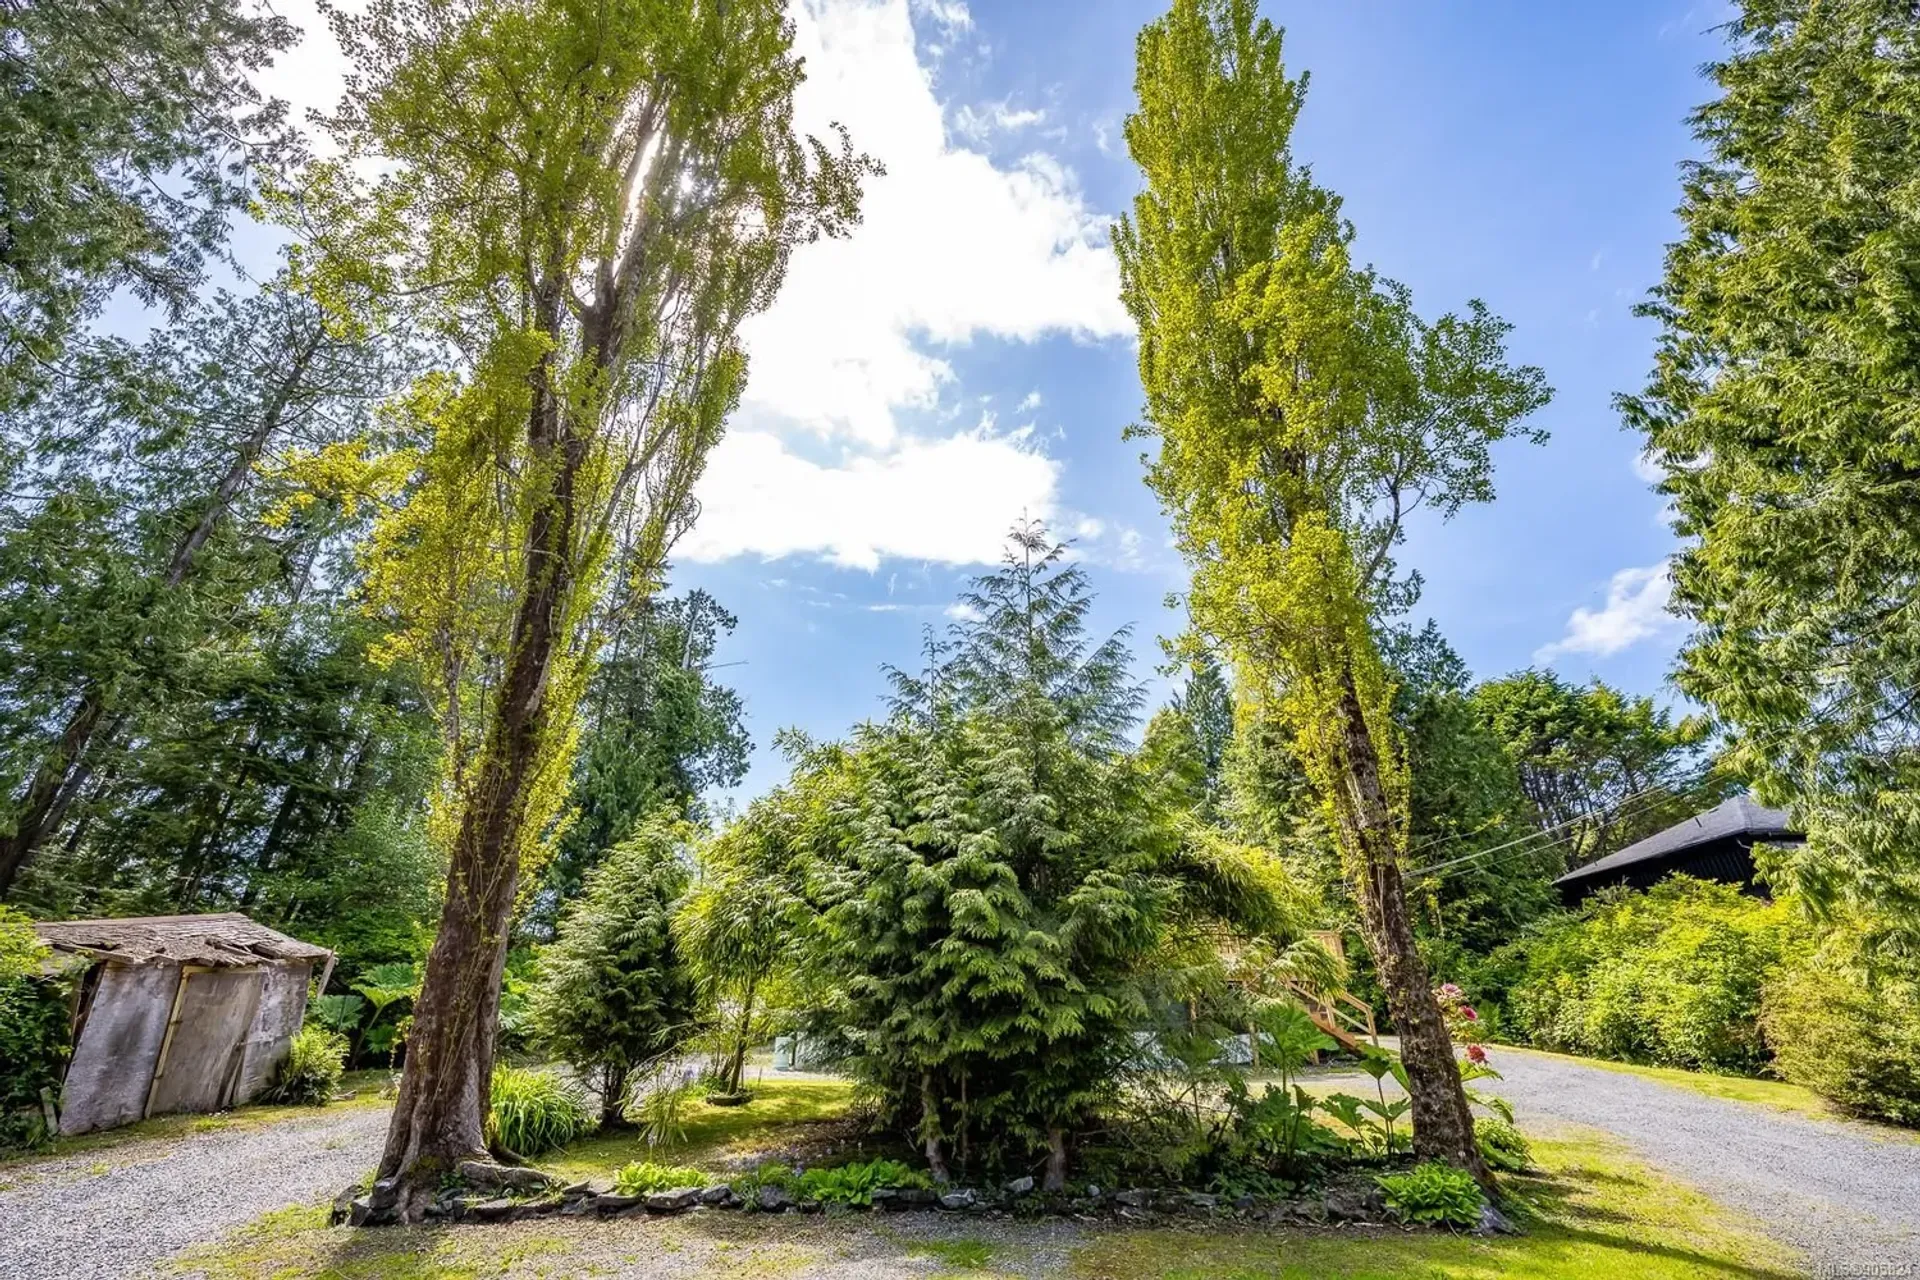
<box><xmin>1404</xmin><ymin>673</ymin><xmax>1920</xmax><ymax>885</ymax></box>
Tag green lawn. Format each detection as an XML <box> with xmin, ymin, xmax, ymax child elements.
<box><xmin>1068</xmin><ymin>1129</ymin><xmax>1798</xmax><ymax>1279</ymax></box>
<box><xmin>532</xmin><ymin>1077</ymin><xmax>858</xmax><ymax>1183</ymax></box>
<box><xmin>174</xmin><ymin>1085</ymin><xmax>1799</xmax><ymax>1280</ymax></box>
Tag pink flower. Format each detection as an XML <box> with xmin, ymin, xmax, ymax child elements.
<box><xmin>1437</xmin><ymin>983</ymin><xmax>1463</xmax><ymax>999</ymax></box>
<box><xmin>1460</xmin><ymin>1005</ymin><xmax>1479</xmax><ymax>1022</ymax></box>
<box><xmin>1465</xmin><ymin>1044</ymin><xmax>1488</xmax><ymax>1065</ymax></box>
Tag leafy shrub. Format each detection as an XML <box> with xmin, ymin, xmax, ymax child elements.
<box><xmin>1376</xmin><ymin>1160</ymin><xmax>1484</xmax><ymax>1228</ymax></box>
<box><xmin>0</xmin><ymin>908</ymin><xmax>74</xmax><ymax>1150</ymax></box>
<box><xmin>1761</xmin><ymin>925</ymin><xmax>1920</xmax><ymax>1126</ymax></box>
<box><xmin>633</xmin><ymin>1076</ymin><xmax>697</xmax><ymax>1150</ymax></box>
<box><xmin>487</xmin><ymin>1066</ymin><xmax>593</xmax><ymax>1158</ymax></box>
<box><xmin>794</xmin><ymin>1158</ymin><xmax>930</xmax><ymax>1205</ymax></box>
<box><xmin>307</xmin><ymin>993</ymin><xmax>366</xmax><ymax>1036</ymax></box>
<box><xmin>264</xmin><ymin>1025</ymin><xmax>347</xmax><ymax>1105</ymax></box>
<box><xmin>1474</xmin><ymin>1116</ymin><xmax>1532</xmax><ymax>1172</ymax></box>
<box><xmin>612</xmin><ymin>1161</ymin><xmax>706</xmax><ymax>1195</ymax></box>
<box><xmin>730</xmin><ymin>1161</ymin><xmax>797</xmax><ymax>1204</ymax></box>
<box><xmin>1494</xmin><ymin>877</ymin><xmax>1793</xmax><ymax>1073</ymax></box>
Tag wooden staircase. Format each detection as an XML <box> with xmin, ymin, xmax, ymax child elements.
<box><xmin>1281</xmin><ymin>977</ymin><xmax>1379</xmax><ymax>1055</ymax></box>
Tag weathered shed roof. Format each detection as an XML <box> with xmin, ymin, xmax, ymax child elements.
<box><xmin>1554</xmin><ymin>794</ymin><xmax>1800</xmax><ymax>895</ymax></box>
<box><xmin>33</xmin><ymin>913</ymin><xmax>331</xmax><ymax>969</ymax></box>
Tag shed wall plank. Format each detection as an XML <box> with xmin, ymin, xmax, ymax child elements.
<box><xmin>235</xmin><ymin>961</ymin><xmax>313</xmax><ymax>1102</ymax></box>
<box><xmin>59</xmin><ymin>964</ymin><xmax>179</xmax><ymax>1135</ymax></box>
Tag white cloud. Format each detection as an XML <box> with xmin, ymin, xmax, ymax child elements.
<box><xmin>1018</xmin><ymin>389</ymin><xmax>1043</xmax><ymax>413</ymax></box>
<box><xmin>1536</xmin><ymin>561</ymin><xmax>1679</xmax><ymax>661</ymax></box>
<box><xmin>945</xmin><ymin>601</ymin><xmax>984</xmax><ymax>622</ymax></box>
<box><xmin>262</xmin><ymin>0</ymin><xmax>1127</xmax><ymax>574</ymax></box>
<box><xmin>680</xmin><ymin>422</ymin><xmax>1059</xmax><ymax>571</ymax></box>
<box><xmin>1631</xmin><ymin>450</ymin><xmax>1666</xmax><ymax>484</ymax></box>
<box><xmin>952</xmin><ymin>100</ymin><xmax>1046</xmax><ymax>144</ymax></box>
<box><xmin>736</xmin><ymin>0</ymin><xmax>1128</xmax><ymax>450</ymax></box>
<box><xmin>690</xmin><ymin>0</ymin><xmax>1133</xmax><ymax>568</ymax></box>
<box><xmin>909</xmin><ymin>0</ymin><xmax>972</xmax><ymax>38</ymax></box>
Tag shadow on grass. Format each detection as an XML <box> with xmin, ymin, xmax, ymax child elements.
<box><xmin>534</xmin><ymin>1077</ymin><xmax>861</xmax><ymax>1182</ymax></box>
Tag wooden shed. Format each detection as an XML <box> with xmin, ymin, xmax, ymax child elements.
<box><xmin>33</xmin><ymin>913</ymin><xmax>334</xmax><ymax>1135</ymax></box>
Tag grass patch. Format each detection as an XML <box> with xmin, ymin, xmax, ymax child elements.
<box><xmin>1068</xmin><ymin>1127</ymin><xmax>1798</xmax><ymax>1279</ymax></box>
<box><xmin>171</xmin><ymin>1202</ymin><xmax>581</xmax><ymax>1280</ymax></box>
<box><xmin>178</xmin><ymin>1122</ymin><xmax>1791</xmax><ymax>1280</ymax></box>
<box><xmin>534</xmin><ymin>1077</ymin><xmax>856</xmax><ymax>1183</ymax></box>
<box><xmin>911</xmin><ymin>1237</ymin><xmax>998</xmax><ymax>1270</ymax></box>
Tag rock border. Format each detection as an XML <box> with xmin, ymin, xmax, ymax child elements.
<box><xmin>325</xmin><ymin>1165</ymin><xmax>1512</xmax><ymax>1233</ymax></box>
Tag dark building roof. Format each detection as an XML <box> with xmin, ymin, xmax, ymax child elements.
<box><xmin>33</xmin><ymin>913</ymin><xmax>331</xmax><ymax>968</ymax></box>
<box><xmin>1553</xmin><ymin>794</ymin><xmax>1801</xmax><ymax>903</ymax></box>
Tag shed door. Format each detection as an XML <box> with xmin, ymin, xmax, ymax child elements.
<box><xmin>145</xmin><ymin>967</ymin><xmax>264</xmax><ymax>1118</ymax></box>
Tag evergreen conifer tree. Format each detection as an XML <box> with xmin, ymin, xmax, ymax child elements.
<box><xmin>1620</xmin><ymin>0</ymin><xmax>1920</xmax><ymax>925</ymax></box>
<box><xmin>531</xmin><ymin>815</ymin><xmax>697</xmax><ymax>1127</ymax></box>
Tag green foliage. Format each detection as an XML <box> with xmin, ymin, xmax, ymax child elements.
<box><xmin>306</xmin><ymin>994</ymin><xmax>365</xmax><ymax>1036</ymax></box>
<box><xmin>1113</xmin><ymin>0</ymin><xmax>1545</xmax><ymax>1180</ymax></box>
<box><xmin>729</xmin><ymin>1161</ymin><xmax>796</xmax><ymax>1204</ymax></box>
<box><xmin>633</xmin><ymin>1077</ymin><xmax>696</xmax><ymax>1152</ymax></box>
<box><xmin>1496</xmin><ymin>878</ymin><xmax>1794</xmax><ymax>1073</ymax></box>
<box><xmin>794</xmin><ymin>1158</ymin><xmax>930</xmax><ymax>1205</ymax></box>
<box><xmin>677</xmin><ymin>814</ymin><xmax>802</xmax><ymax>1095</ymax></box>
<box><xmin>1469</xmin><ymin>669</ymin><xmax>1713</xmax><ymax>864</ymax></box>
<box><xmin>610</xmin><ymin>1161</ymin><xmax>705</xmax><ymax>1196</ymax></box>
<box><xmin>0</xmin><ymin>908</ymin><xmax>73</xmax><ymax>1149</ymax></box>
<box><xmin>1474</xmin><ymin>1116</ymin><xmax>1532</xmax><ymax>1173</ymax></box>
<box><xmin>486</xmin><ymin>1066</ymin><xmax>593</xmax><ymax>1160</ymax></box>
<box><xmin>0</xmin><ymin>281</ymin><xmax>431</xmax><ymax>907</ymax></box>
<box><xmin>264</xmin><ymin>1026</ymin><xmax>347</xmax><ymax>1106</ymax></box>
<box><xmin>763</xmin><ymin>524</ymin><xmax>1304</xmax><ymax>1182</ymax></box>
<box><xmin>1620</xmin><ymin>0</ymin><xmax>1920</xmax><ymax>927</ymax></box>
<box><xmin>0</xmin><ymin>0</ymin><xmax>295</xmax><ymax>401</ymax></box>
<box><xmin>531</xmin><ymin>815</ymin><xmax>698</xmax><ymax>1124</ymax></box>
<box><xmin>1760</xmin><ymin>919</ymin><xmax>1920</xmax><ymax>1126</ymax></box>
<box><xmin>1376</xmin><ymin>1161</ymin><xmax>1485</xmax><ymax>1228</ymax></box>
<box><xmin>347</xmin><ymin>962</ymin><xmax>420</xmax><ymax>1065</ymax></box>
<box><xmin>530</xmin><ymin>590</ymin><xmax>751</xmax><ymax>934</ymax></box>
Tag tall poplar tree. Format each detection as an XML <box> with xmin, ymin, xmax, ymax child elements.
<box><xmin>1114</xmin><ymin>0</ymin><xmax>1548</xmax><ymax>1184</ymax></box>
<box><xmin>305</xmin><ymin>0</ymin><xmax>871</xmax><ymax>1217</ymax></box>
<box><xmin>1621</xmin><ymin>0</ymin><xmax>1920</xmax><ymax>928</ymax></box>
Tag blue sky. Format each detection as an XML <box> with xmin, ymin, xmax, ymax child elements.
<box><xmin>223</xmin><ymin>0</ymin><xmax>1733</xmax><ymax>802</ymax></box>
<box><xmin>670</xmin><ymin>0</ymin><xmax>1731</xmax><ymax>801</ymax></box>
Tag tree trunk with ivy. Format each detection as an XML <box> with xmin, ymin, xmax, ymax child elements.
<box><xmin>1332</xmin><ymin>671</ymin><xmax>1487</xmax><ymax>1180</ymax></box>
<box><xmin>313</xmin><ymin>0</ymin><xmax>871</xmax><ymax>1224</ymax></box>
<box><xmin>1113</xmin><ymin>0</ymin><xmax>1548</xmax><ymax>1193</ymax></box>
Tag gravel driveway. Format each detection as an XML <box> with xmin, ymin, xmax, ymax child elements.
<box><xmin>1321</xmin><ymin>1045</ymin><xmax>1920</xmax><ymax>1277</ymax></box>
<box><xmin>0</xmin><ymin>1103</ymin><xmax>389</xmax><ymax>1280</ymax></box>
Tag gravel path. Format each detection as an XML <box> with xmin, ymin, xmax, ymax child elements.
<box><xmin>0</xmin><ymin>1103</ymin><xmax>389</xmax><ymax>1280</ymax></box>
<box><xmin>1320</xmin><ymin>1046</ymin><xmax>1920</xmax><ymax>1277</ymax></box>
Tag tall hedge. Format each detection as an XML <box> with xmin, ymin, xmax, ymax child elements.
<box><xmin>1494</xmin><ymin>877</ymin><xmax>1795</xmax><ymax>1073</ymax></box>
